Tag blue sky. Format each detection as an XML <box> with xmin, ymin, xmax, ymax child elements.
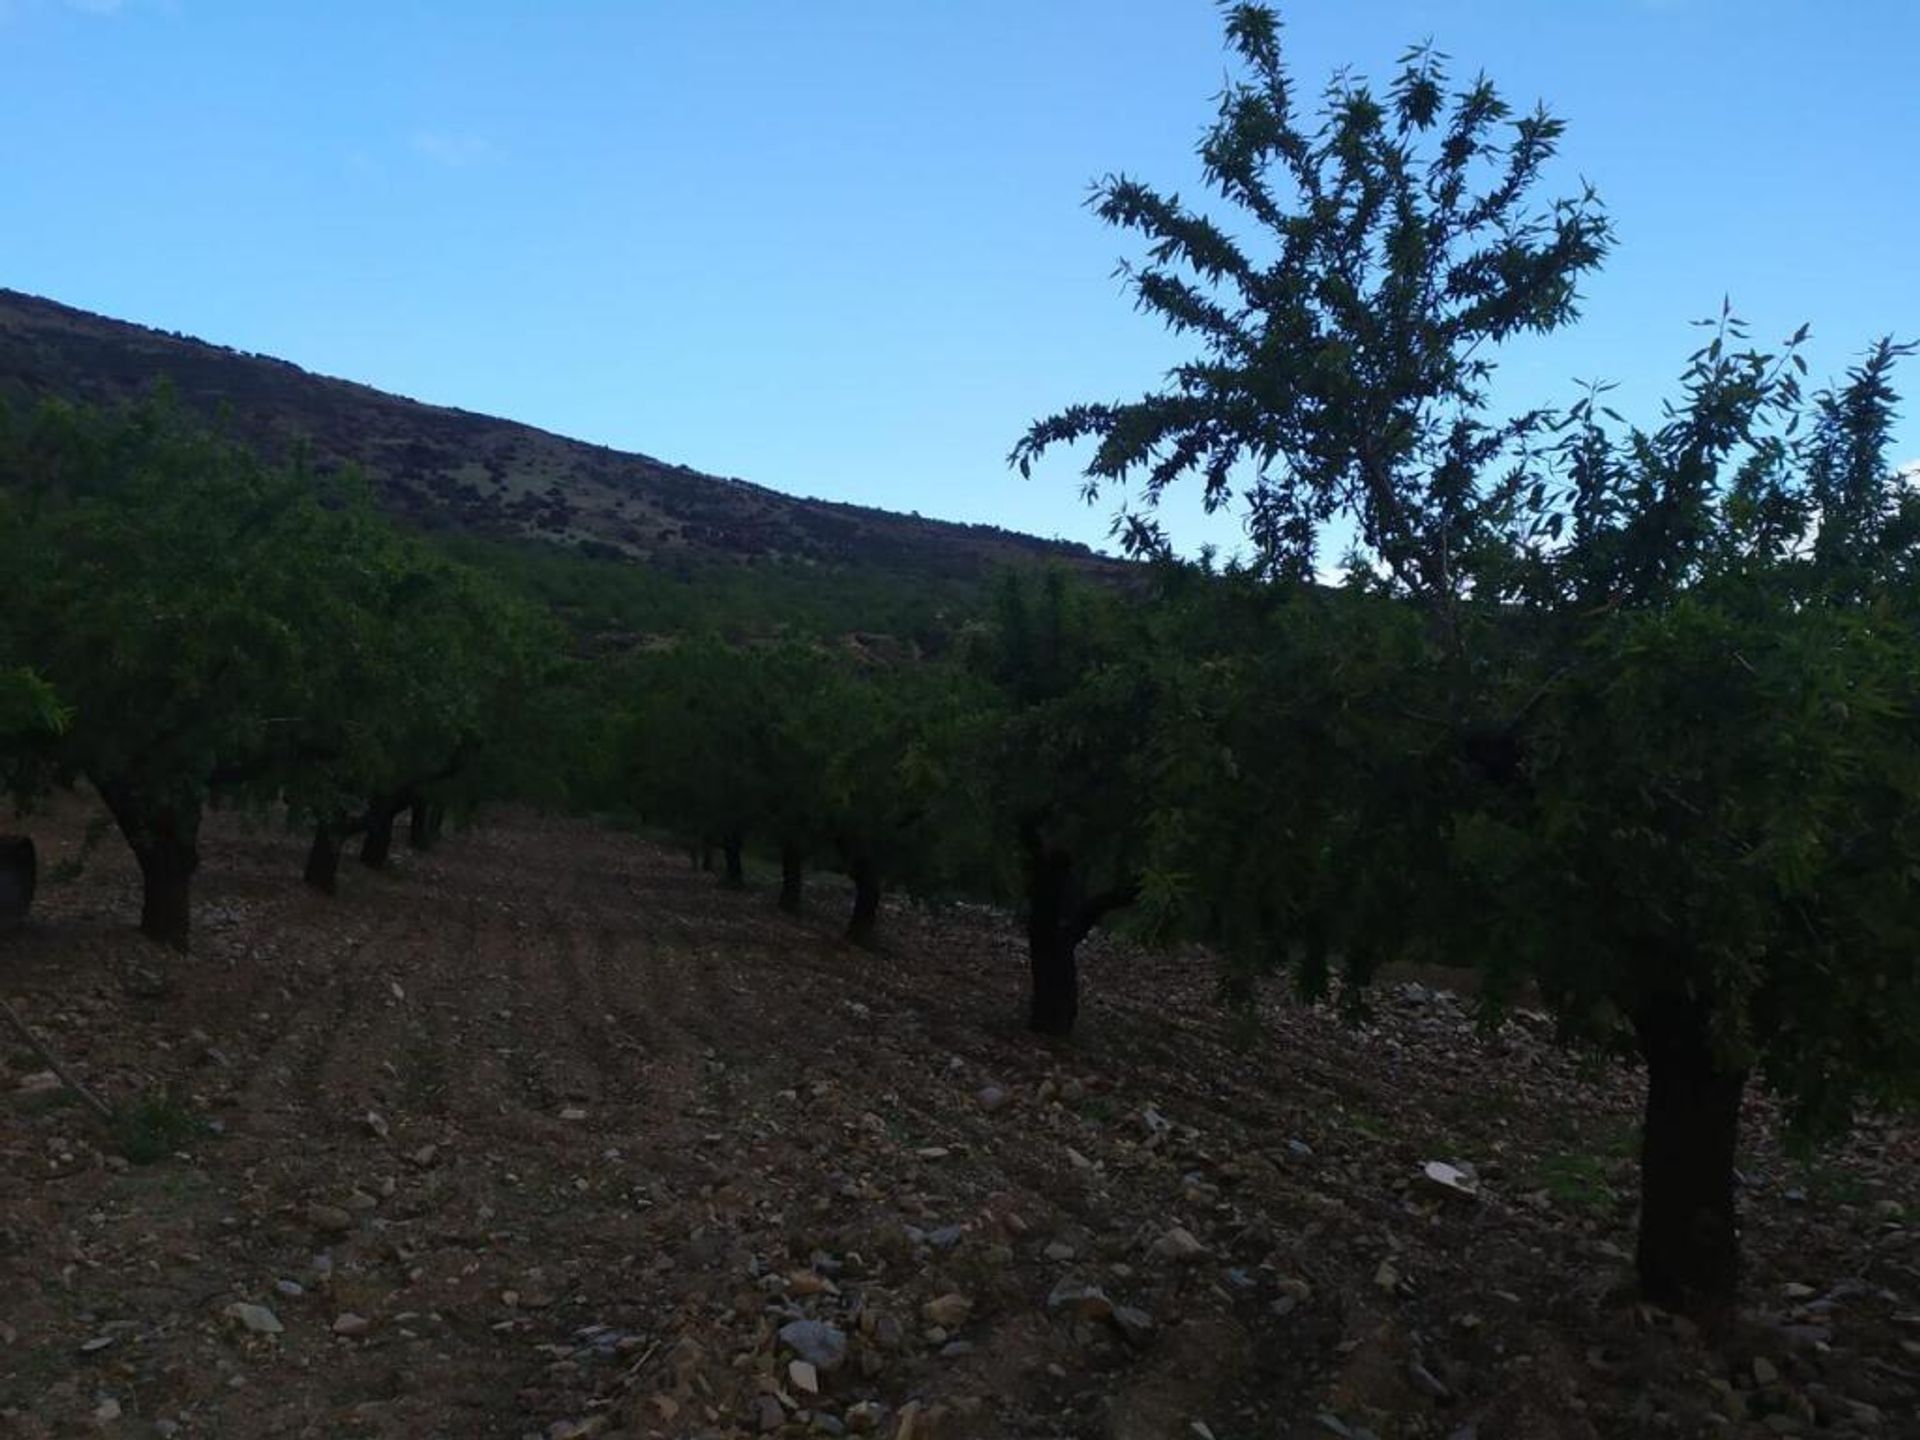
<box><xmin>2</xmin><ymin>0</ymin><xmax>1915</xmax><ymax>558</ymax></box>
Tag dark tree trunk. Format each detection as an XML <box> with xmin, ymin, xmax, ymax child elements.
<box><xmin>778</xmin><ymin>841</ymin><xmax>805</xmax><ymax>914</ymax></box>
<box><xmin>1026</xmin><ymin>843</ymin><xmax>1078</xmax><ymax>1035</ymax></box>
<box><xmin>137</xmin><ymin>847</ymin><xmax>194</xmax><ymax>954</ymax></box>
<box><xmin>304</xmin><ymin>822</ymin><xmax>344</xmax><ymax>896</ymax></box>
<box><xmin>407</xmin><ymin>794</ymin><xmax>433</xmax><ymax>852</ymax></box>
<box><xmin>1632</xmin><ymin>993</ymin><xmax>1748</xmax><ymax>1311</ymax></box>
<box><xmin>720</xmin><ymin>831</ymin><xmax>745</xmax><ymax>888</ymax></box>
<box><xmin>1020</xmin><ymin>821</ymin><xmax>1138</xmax><ymax>1038</ymax></box>
<box><xmin>846</xmin><ymin>855</ymin><xmax>881</xmax><ymax>946</ymax></box>
<box><xmin>1029</xmin><ymin>928</ymin><xmax>1079</xmax><ymax>1037</ymax></box>
<box><xmin>0</xmin><ymin>835</ymin><xmax>35</xmax><ymax>926</ymax></box>
<box><xmin>698</xmin><ymin>841</ymin><xmax>715</xmax><ymax>873</ymax></box>
<box><xmin>95</xmin><ymin>778</ymin><xmax>200</xmax><ymax>952</ymax></box>
<box><xmin>360</xmin><ymin>796</ymin><xmax>406</xmax><ymax>869</ymax></box>
<box><xmin>404</xmin><ymin>800</ymin><xmax>446</xmax><ymax>850</ymax></box>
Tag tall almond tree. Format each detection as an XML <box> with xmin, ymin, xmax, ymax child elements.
<box><xmin>1017</xmin><ymin>2</ymin><xmax>1920</xmax><ymax>1308</ymax></box>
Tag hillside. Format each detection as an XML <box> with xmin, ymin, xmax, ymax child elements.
<box><xmin>0</xmin><ymin>289</ymin><xmax>1110</xmax><ymax>582</ymax></box>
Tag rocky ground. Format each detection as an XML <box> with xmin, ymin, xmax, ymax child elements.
<box><xmin>1</xmin><ymin>802</ymin><xmax>1916</xmax><ymax>1440</ymax></box>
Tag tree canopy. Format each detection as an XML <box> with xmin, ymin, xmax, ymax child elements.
<box><xmin>1015</xmin><ymin>0</ymin><xmax>1919</xmax><ymax>1310</ymax></box>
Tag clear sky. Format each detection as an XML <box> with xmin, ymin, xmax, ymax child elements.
<box><xmin>2</xmin><ymin>0</ymin><xmax>1915</xmax><ymax>559</ymax></box>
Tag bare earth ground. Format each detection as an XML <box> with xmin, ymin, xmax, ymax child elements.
<box><xmin>1</xmin><ymin>801</ymin><xmax>1916</xmax><ymax>1440</ymax></box>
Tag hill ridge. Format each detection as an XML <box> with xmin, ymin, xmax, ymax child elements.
<box><xmin>0</xmin><ymin>287</ymin><xmax>1111</xmax><ymax>579</ymax></box>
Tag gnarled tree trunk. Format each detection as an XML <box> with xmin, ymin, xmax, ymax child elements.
<box><xmin>407</xmin><ymin>800</ymin><xmax>446</xmax><ymax>851</ymax></box>
<box><xmin>720</xmin><ymin>831</ymin><xmax>745</xmax><ymax>888</ymax></box>
<box><xmin>305</xmin><ymin>821</ymin><xmax>344</xmax><ymax>895</ymax></box>
<box><xmin>359</xmin><ymin>794</ymin><xmax>408</xmax><ymax>869</ymax></box>
<box><xmin>95</xmin><ymin>778</ymin><xmax>200</xmax><ymax>952</ymax></box>
<box><xmin>846</xmin><ymin>853</ymin><xmax>881</xmax><ymax>946</ymax></box>
<box><xmin>1632</xmin><ymin>992</ymin><xmax>1748</xmax><ymax>1311</ymax></box>
<box><xmin>1021</xmin><ymin>819</ymin><xmax>1136</xmax><ymax>1037</ymax></box>
<box><xmin>778</xmin><ymin>841</ymin><xmax>805</xmax><ymax>915</ymax></box>
<box><xmin>1026</xmin><ymin>843</ymin><xmax>1079</xmax><ymax>1035</ymax></box>
<box><xmin>0</xmin><ymin>836</ymin><xmax>35</xmax><ymax>926</ymax></box>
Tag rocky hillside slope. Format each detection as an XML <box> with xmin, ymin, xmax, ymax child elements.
<box><xmin>0</xmin><ymin>289</ymin><xmax>1110</xmax><ymax>581</ymax></box>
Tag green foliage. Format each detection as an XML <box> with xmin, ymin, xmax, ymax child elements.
<box><xmin>281</xmin><ymin>500</ymin><xmax>569</xmax><ymax>833</ymax></box>
<box><xmin>967</xmin><ymin>568</ymin><xmax>1150</xmax><ymax>904</ymax></box>
<box><xmin>0</xmin><ymin>391</ymin><xmax>572</xmax><ymax>940</ymax></box>
<box><xmin>1019</xmin><ymin>1</ymin><xmax>1919</xmax><ymax>1303</ymax></box>
<box><xmin>1131</xmin><ymin>567</ymin><xmax>1442</xmax><ymax>1003</ymax></box>
<box><xmin>0</xmin><ymin>394</ymin><xmax>329</xmax><ymax>813</ymax></box>
<box><xmin>439</xmin><ymin>532</ymin><xmax>980</xmax><ymax>652</ymax></box>
<box><xmin>1013</xmin><ymin>2</ymin><xmax>1608</xmax><ymax>588</ymax></box>
<box><xmin>0</xmin><ymin>667</ymin><xmax>66</xmax><ymax>745</ymax></box>
<box><xmin>619</xmin><ymin>636</ymin><xmax>994</xmax><ymax>915</ymax></box>
<box><xmin>0</xmin><ymin>662</ymin><xmax>68</xmax><ymax>805</ymax></box>
<box><xmin>110</xmin><ymin>1086</ymin><xmax>208</xmax><ymax>1166</ymax></box>
<box><xmin>1459</xmin><ymin>326</ymin><xmax>1920</xmax><ymax>1138</ymax></box>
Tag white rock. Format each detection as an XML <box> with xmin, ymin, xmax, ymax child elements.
<box><xmin>223</xmin><ymin>1302</ymin><xmax>283</xmax><ymax>1335</ymax></box>
<box><xmin>778</xmin><ymin>1318</ymin><xmax>848</xmax><ymax>1372</ymax></box>
<box><xmin>1421</xmin><ymin>1160</ymin><xmax>1480</xmax><ymax>1198</ymax></box>
<box><xmin>1150</xmin><ymin>1226</ymin><xmax>1207</xmax><ymax>1262</ymax></box>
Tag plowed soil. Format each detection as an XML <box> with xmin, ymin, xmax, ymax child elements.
<box><xmin>2</xmin><ymin>800</ymin><xmax>1916</xmax><ymax>1439</ymax></box>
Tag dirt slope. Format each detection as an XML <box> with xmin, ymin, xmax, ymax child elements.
<box><xmin>1</xmin><ymin>805</ymin><xmax>1915</xmax><ymax>1439</ymax></box>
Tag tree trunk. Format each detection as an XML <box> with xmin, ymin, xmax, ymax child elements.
<box><xmin>778</xmin><ymin>841</ymin><xmax>805</xmax><ymax>914</ymax></box>
<box><xmin>0</xmin><ymin>835</ymin><xmax>35</xmax><ymax>926</ymax></box>
<box><xmin>135</xmin><ymin>840</ymin><xmax>195</xmax><ymax>952</ymax></box>
<box><xmin>407</xmin><ymin>794</ymin><xmax>443</xmax><ymax>852</ymax></box>
<box><xmin>1632</xmin><ymin>993</ymin><xmax>1748</xmax><ymax>1311</ymax></box>
<box><xmin>1026</xmin><ymin>844</ymin><xmax>1079</xmax><ymax>1035</ymax></box>
<box><xmin>405</xmin><ymin>800</ymin><xmax>446</xmax><ymax>850</ymax></box>
<box><xmin>359</xmin><ymin>797</ymin><xmax>403</xmax><ymax>868</ymax></box>
<box><xmin>846</xmin><ymin>855</ymin><xmax>881</xmax><ymax>946</ymax></box>
<box><xmin>95</xmin><ymin>778</ymin><xmax>200</xmax><ymax>952</ymax></box>
<box><xmin>720</xmin><ymin>831</ymin><xmax>745</xmax><ymax>888</ymax></box>
<box><xmin>1029</xmin><ymin>928</ymin><xmax>1080</xmax><ymax>1037</ymax></box>
<box><xmin>1019</xmin><ymin>822</ymin><xmax>1138</xmax><ymax>1038</ymax></box>
<box><xmin>304</xmin><ymin>821</ymin><xmax>343</xmax><ymax>895</ymax></box>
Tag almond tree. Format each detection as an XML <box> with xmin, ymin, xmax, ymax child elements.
<box><xmin>282</xmin><ymin>496</ymin><xmax>560</xmax><ymax>893</ymax></box>
<box><xmin>1456</xmin><ymin>330</ymin><xmax>1920</xmax><ymax>1307</ymax></box>
<box><xmin>971</xmin><ymin>569</ymin><xmax>1152</xmax><ymax>1033</ymax></box>
<box><xmin>1014</xmin><ymin>1</ymin><xmax>1920</xmax><ymax>1308</ymax></box>
<box><xmin>0</xmin><ymin>396</ymin><xmax>322</xmax><ymax>949</ymax></box>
